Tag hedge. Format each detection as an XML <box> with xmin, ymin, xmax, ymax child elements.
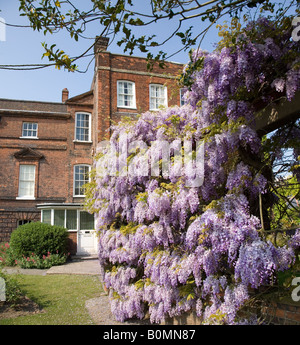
<box><xmin>10</xmin><ymin>222</ymin><xmax>68</xmax><ymax>258</ymax></box>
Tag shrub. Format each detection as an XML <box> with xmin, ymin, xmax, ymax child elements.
<box><xmin>17</xmin><ymin>251</ymin><xmax>69</xmax><ymax>269</ymax></box>
<box><xmin>0</xmin><ymin>242</ymin><xmax>18</xmax><ymax>267</ymax></box>
<box><xmin>0</xmin><ymin>269</ymin><xmax>23</xmax><ymax>306</ymax></box>
<box><xmin>10</xmin><ymin>222</ymin><xmax>68</xmax><ymax>259</ymax></box>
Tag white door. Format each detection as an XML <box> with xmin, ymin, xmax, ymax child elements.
<box><xmin>77</xmin><ymin>211</ymin><xmax>97</xmax><ymax>255</ymax></box>
<box><xmin>78</xmin><ymin>230</ymin><xmax>97</xmax><ymax>255</ymax></box>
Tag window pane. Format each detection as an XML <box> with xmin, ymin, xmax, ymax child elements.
<box><xmin>66</xmin><ymin>210</ymin><xmax>77</xmax><ymax>230</ymax></box>
<box><xmin>22</xmin><ymin>122</ymin><xmax>38</xmax><ymax>137</ymax></box>
<box><xmin>42</xmin><ymin>210</ymin><xmax>51</xmax><ymax>224</ymax></box>
<box><xmin>83</xmin><ymin>117</ymin><xmax>89</xmax><ymax>128</ymax></box>
<box><xmin>80</xmin><ymin>212</ymin><xmax>94</xmax><ymax>230</ymax></box>
<box><xmin>19</xmin><ymin>165</ymin><xmax>35</xmax><ymax>197</ymax></box>
<box><xmin>75</xmin><ymin>113</ymin><xmax>90</xmax><ymax>141</ymax></box>
<box><xmin>54</xmin><ymin>210</ymin><xmax>65</xmax><ymax>227</ymax></box>
<box><xmin>117</xmin><ymin>81</ymin><xmax>135</xmax><ymax>107</ymax></box>
<box><xmin>74</xmin><ymin>165</ymin><xmax>90</xmax><ymax>196</ymax></box>
<box><xmin>150</xmin><ymin>86</ymin><xmax>155</xmax><ymax>97</ymax></box>
<box><xmin>118</xmin><ymin>94</ymin><xmax>124</xmax><ymax>107</ymax></box>
<box><xmin>18</xmin><ymin>220</ymin><xmax>32</xmax><ymax>227</ymax></box>
<box><xmin>74</xmin><ymin>182</ymin><xmax>81</xmax><ymax>196</ymax></box>
<box><xmin>150</xmin><ymin>85</ymin><xmax>166</xmax><ymax>110</ymax></box>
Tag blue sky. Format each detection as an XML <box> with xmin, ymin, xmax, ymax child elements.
<box><xmin>0</xmin><ymin>1</ymin><xmax>222</xmax><ymax>103</ymax></box>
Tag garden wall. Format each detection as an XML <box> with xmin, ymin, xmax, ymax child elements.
<box><xmin>161</xmin><ymin>302</ymin><xmax>300</xmax><ymax>325</ymax></box>
<box><xmin>260</xmin><ymin>302</ymin><xmax>300</xmax><ymax>325</ymax></box>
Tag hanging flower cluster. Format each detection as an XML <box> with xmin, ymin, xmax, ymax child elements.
<box><xmin>86</xmin><ymin>17</ymin><xmax>300</xmax><ymax>324</ymax></box>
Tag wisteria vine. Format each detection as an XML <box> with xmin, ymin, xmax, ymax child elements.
<box><xmin>86</xmin><ymin>16</ymin><xmax>300</xmax><ymax>324</ymax></box>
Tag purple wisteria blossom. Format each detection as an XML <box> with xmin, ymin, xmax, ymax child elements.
<box><xmin>86</xmin><ymin>17</ymin><xmax>300</xmax><ymax>325</ymax></box>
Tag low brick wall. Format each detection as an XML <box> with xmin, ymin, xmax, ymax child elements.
<box><xmin>67</xmin><ymin>231</ymin><xmax>77</xmax><ymax>255</ymax></box>
<box><xmin>261</xmin><ymin>301</ymin><xmax>300</xmax><ymax>325</ymax></box>
<box><xmin>161</xmin><ymin>301</ymin><xmax>300</xmax><ymax>325</ymax></box>
<box><xmin>162</xmin><ymin>311</ymin><xmax>202</xmax><ymax>325</ymax></box>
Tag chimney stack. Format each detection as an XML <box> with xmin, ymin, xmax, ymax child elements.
<box><xmin>62</xmin><ymin>88</ymin><xmax>69</xmax><ymax>102</ymax></box>
<box><xmin>94</xmin><ymin>36</ymin><xmax>109</xmax><ymax>54</ymax></box>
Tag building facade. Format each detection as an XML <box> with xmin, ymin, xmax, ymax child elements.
<box><xmin>0</xmin><ymin>93</ymin><xmax>95</xmax><ymax>255</ymax></box>
<box><xmin>0</xmin><ymin>37</ymin><xmax>184</xmax><ymax>255</ymax></box>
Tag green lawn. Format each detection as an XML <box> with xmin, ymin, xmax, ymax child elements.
<box><xmin>0</xmin><ymin>274</ymin><xmax>104</xmax><ymax>325</ymax></box>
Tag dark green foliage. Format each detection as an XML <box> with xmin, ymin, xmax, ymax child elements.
<box><xmin>10</xmin><ymin>222</ymin><xmax>68</xmax><ymax>258</ymax></box>
<box><xmin>0</xmin><ymin>269</ymin><xmax>23</xmax><ymax>306</ymax></box>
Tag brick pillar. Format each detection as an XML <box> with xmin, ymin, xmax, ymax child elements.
<box><xmin>62</xmin><ymin>88</ymin><xmax>69</xmax><ymax>103</ymax></box>
<box><xmin>96</xmin><ymin>52</ymin><xmax>112</xmax><ymax>143</ymax></box>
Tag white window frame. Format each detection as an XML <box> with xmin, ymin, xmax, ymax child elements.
<box><xmin>40</xmin><ymin>208</ymin><xmax>95</xmax><ymax>232</ymax></box>
<box><xmin>117</xmin><ymin>80</ymin><xmax>136</xmax><ymax>109</ymax></box>
<box><xmin>74</xmin><ymin>112</ymin><xmax>92</xmax><ymax>142</ymax></box>
<box><xmin>17</xmin><ymin>164</ymin><xmax>36</xmax><ymax>200</ymax></box>
<box><xmin>41</xmin><ymin>209</ymin><xmax>52</xmax><ymax>224</ymax></box>
<box><xmin>149</xmin><ymin>84</ymin><xmax>168</xmax><ymax>110</ymax></box>
<box><xmin>21</xmin><ymin>122</ymin><xmax>38</xmax><ymax>139</ymax></box>
<box><xmin>79</xmin><ymin>210</ymin><xmax>95</xmax><ymax>230</ymax></box>
<box><xmin>73</xmin><ymin>164</ymin><xmax>91</xmax><ymax>197</ymax></box>
<box><xmin>39</xmin><ymin>206</ymin><xmax>97</xmax><ymax>255</ymax></box>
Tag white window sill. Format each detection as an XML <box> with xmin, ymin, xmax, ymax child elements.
<box><xmin>16</xmin><ymin>196</ymin><xmax>36</xmax><ymax>200</ymax></box>
<box><xmin>73</xmin><ymin>195</ymin><xmax>85</xmax><ymax>198</ymax></box>
<box><xmin>117</xmin><ymin>106</ymin><xmax>137</xmax><ymax>110</ymax></box>
<box><xmin>19</xmin><ymin>137</ymin><xmax>39</xmax><ymax>140</ymax></box>
<box><xmin>73</xmin><ymin>140</ymin><xmax>93</xmax><ymax>144</ymax></box>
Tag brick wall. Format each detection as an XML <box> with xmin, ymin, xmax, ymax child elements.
<box><xmin>161</xmin><ymin>302</ymin><xmax>300</xmax><ymax>325</ymax></box>
<box><xmin>66</xmin><ymin>231</ymin><xmax>77</xmax><ymax>255</ymax></box>
<box><xmin>94</xmin><ymin>51</ymin><xmax>184</xmax><ymax>142</ymax></box>
<box><xmin>0</xmin><ymin>50</ymin><xmax>183</xmax><ymax>252</ymax></box>
<box><xmin>0</xmin><ymin>95</ymin><xmax>94</xmax><ymax>246</ymax></box>
<box><xmin>260</xmin><ymin>301</ymin><xmax>300</xmax><ymax>325</ymax></box>
<box><xmin>0</xmin><ymin>210</ymin><xmax>40</xmax><ymax>243</ymax></box>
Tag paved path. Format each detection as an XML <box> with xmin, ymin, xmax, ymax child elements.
<box><xmin>2</xmin><ymin>258</ymin><xmax>101</xmax><ymax>276</ymax></box>
<box><xmin>46</xmin><ymin>259</ymin><xmax>101</xmax><ymax>275</ymax></box>
<box><xmin>3</xmin><ymin>266</ymin><xmax>48</xmax><ymax>276</ymax></box>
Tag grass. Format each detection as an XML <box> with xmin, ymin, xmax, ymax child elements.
<box><xmin>0</xmin><ymin>274</ymin><xmax>104</xmax><ymax>325</ymax></box>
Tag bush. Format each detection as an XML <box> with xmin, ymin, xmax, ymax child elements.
<box><xmin>0</xmin><ymin>269</ymin><xmax>23</xmax><ymax>306</ymax></box>
<box><xmin>10</xmin><ymin>222</ymin><xmax>68</xmax><ymax>258</ymax></box>
<box><xmin>17</xmin><ymin>252</ymin><xmax>69</xmax><ymax>269</ymax></box>
<box><xmin>0</xmin><ymin>242</ymin><xmax>18</xmax><ymax>267</ymax></box>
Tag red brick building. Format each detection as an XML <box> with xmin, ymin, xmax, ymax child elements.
<box><xmin>0</xmin><ymin>37</ymin><xmax>183</xmax><ymax>255</ymax></box>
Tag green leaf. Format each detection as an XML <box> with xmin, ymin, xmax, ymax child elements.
<box><xmin>176</xmin><ymin>32</ymin><xmax>185</xmax><ymax>38</ymax></box>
